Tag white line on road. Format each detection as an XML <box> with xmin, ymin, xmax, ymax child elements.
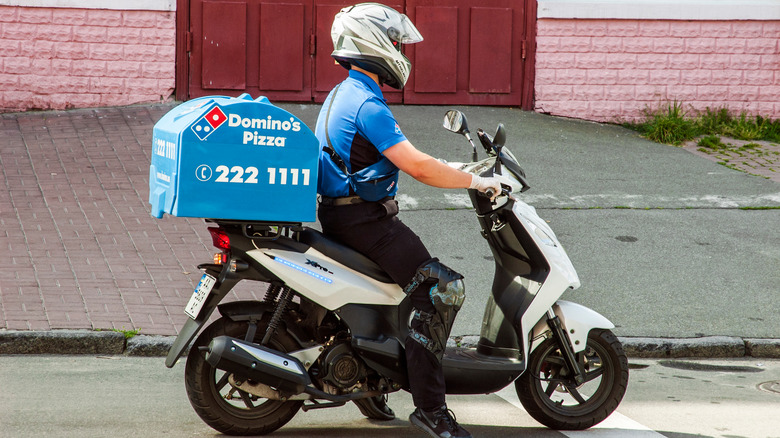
<box><xmin>559</xmin><ymin>414</ymin><xmax>665</xmax><ymax>438</ymax></box>
<box><xmin>396</xmin><ymin>192</ymin><xmax>780</xmax><ymax>210</ymax></box>
<box><xmin>495</xmin><ymin>385</ymin><xmax>666</xmax><ymax>437</ymax></box>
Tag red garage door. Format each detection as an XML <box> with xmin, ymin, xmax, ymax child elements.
<box><xmin>311</xmin><ymin>0</ymin><xmax>404</xmax><ymax>103</ymax></box>
<box><xmin>188</xmin><ymin>0</ymin><xmax>313</xmax><ymax>101</ymax></box>
<box><xmin>178</xmin><ymin>0</ymin><xmax>535</xmax><ymax>108</ymax></box>
<box><xmin>405</xmin><ymin>0</ymin><xmax>531</xmax><ymax>106</ymax></box>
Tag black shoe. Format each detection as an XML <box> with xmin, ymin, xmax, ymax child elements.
<box><xmin>409</xmin><ymin>405</ymin><xmax>472</xmax><ymax>438</ymax></box>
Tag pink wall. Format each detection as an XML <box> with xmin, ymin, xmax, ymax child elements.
<box><xmin>3</xmin><ymin>5</ymin><xmax>778</xmax><ymax>122</ymax></box>
<box><xmin>535</xmin><ymin>19</ymin><xmax>780</xmax><ymax>122</ymax></box>
<box><xmin>0</xmin><ymin>6</ymin><xmax>175</xmax><ymax>112</ymax></box>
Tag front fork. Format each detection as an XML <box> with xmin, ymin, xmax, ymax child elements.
<box><xmin>546</xmin><ymin>309</ymin><xmax>586</xmax><ymax>385</ymax></box>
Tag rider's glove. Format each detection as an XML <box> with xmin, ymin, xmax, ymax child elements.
<box><xmin>469</xmin><ymin>175</ymin><xmax>502</xmax><ymax>200</ymax></box>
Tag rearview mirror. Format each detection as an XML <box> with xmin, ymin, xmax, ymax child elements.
<box><xmin>443</xmin><ymin>110</ymin><xmax>469</xmax><ymax>135</ymax></box>
<box><xmin>494</xmin><ymin>124</ymin><xmax>506</xmax><ymax>147</ymax></box>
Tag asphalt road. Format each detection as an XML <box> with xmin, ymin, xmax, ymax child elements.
<box><xmin>0</xmin><ymin>355</ymin><xmax>778</xmax><ymax>438</ymax></box>
<box><xmin>2</xmin><ymin>101</ymin><xmax>776</xmax><ymax>343</ymax></box>
<box><xmin>282</xmin><ymin>103</ymin><xmax>780</xmax><ymax>340</ymax></box>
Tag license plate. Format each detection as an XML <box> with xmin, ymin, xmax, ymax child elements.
<box><xmin>185</xmin><ymin>274</ymin><xmax>216</xmax><ymax>320</ymax></box>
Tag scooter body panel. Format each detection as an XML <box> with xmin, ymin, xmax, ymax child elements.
<box><xmin>247</xmin><ymin>247</ymin><xmax>405</xmax><ymax>310</ymax></box>
<box><xmin>477</xmin><ymin>195</ymin><xmax>584</xmax><ymax>363</ymax></box>
<box><xmin>553</xmin><ymin>300</ymin><xmax>615</xmax><ymax>353</ymax></box>
<box><xmin>442</xmin><ymin>347</ymin><xmax>524</xmax><ymax>394</ymax></box>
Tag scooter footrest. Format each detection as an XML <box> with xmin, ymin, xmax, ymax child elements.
<box><xmin>442</xmin><ymin>347</ymin><xmax>524</xmax><ymax>395</ymax></box>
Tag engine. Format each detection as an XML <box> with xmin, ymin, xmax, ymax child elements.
<box><xmin>318</xmin><ymin>342</ymin><xmax>367</xmax><ymax>394</ymax></box>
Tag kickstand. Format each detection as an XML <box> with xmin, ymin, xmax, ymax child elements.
<box><xmin>302</xmin><ymin>400</ymin><xmax>347</xmax><ymax>412</ymax></box>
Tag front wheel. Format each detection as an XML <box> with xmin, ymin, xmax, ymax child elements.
<box><xmin>516</xmin><ymin>329</ymin><xmax>628</xmax><ymax>430</ymax></box>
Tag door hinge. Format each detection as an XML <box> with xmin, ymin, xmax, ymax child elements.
<box><xmin>309</xmin><ymin>34</ymin><xmax>316</xmax><ymax>56</ymax></box>
<box><xmin>186</xmin><ymin>31</ymin><xmax>193</xmax><ymax>53</ymax></box>
<box><xmin>521</xmin><ymin>40</ymin><xmax>526</xmax><ymax>60</ymax></box>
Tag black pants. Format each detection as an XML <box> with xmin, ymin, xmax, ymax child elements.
<box><xmin>318</xmin><ymin>198</ymin><xmax>446</xmax><ymax>411</ymax></box>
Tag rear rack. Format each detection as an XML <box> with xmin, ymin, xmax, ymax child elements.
<box><xmin>205</xmin><ymin>219</ymin><xmax>304</xmax><ymax>240</ymax></box>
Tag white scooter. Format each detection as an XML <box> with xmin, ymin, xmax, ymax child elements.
<box><xmin>165</xmin><ymin>110</ymin><xmax>629</xmax><ymax>435</ymax></box>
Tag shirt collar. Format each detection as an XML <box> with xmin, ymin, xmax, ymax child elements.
<box><xmin>348</xmin><ymin>69</ymin><xmax>384</xmax><ymax>98</ymax></box>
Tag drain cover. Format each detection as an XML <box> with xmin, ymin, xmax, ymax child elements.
<box><xmin>757</xmin><ymin>381</ymin><xmax>780</xmax><ymax>395</ymax></box>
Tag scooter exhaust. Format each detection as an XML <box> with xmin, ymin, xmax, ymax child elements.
<box><xmin>205</xmin><ymin>336</ymin><xmax>311</xmax><ymax>395</ymax></box>
<box><xmin>205</xmin><ymin>336</ymin><xmax>385</xmax><ymax>403</ymax></box>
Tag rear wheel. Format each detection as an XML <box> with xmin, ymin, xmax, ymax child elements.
<box><xmin>184</xmin><ymin>317</ymin><xmax>303</xmax><ymax>436</ymax></box>
<box><xmin>516</xmin><ymin>329</ymin><xmax>628</xmax><ymax>430</ymax></box>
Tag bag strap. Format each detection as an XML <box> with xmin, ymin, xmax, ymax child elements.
<box><xmin>322</xmin><ymin>84</ymin><xmax>350</xmax><ymax>175</ymax></box>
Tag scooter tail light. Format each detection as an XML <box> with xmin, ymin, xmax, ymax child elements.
<box><xmin>208</xmin><ymin>227</ymin><xmax>230</xmax><ymax>252</ymax></box>
<box><xmin>213</xmin><ymin>253</ymin><xmax>228</xmax><ymax>265</ymax></box>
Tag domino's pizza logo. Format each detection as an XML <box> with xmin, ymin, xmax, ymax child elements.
<box><xmin>191</xmin><ymin>105</ymin><xmax>228</xmax><ymax>140</ymax></box>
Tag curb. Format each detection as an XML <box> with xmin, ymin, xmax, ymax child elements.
<box><xmin>1</xmin><ymin>330</ymin><xmax>779</xmax><ymax>359</ymax></box>
<box><xmin>0</xmin><ymin>330</ymin><xmax>174</xmax><ymax>357</ymax></box>
<box><xmin>450</xmin><ymin>335</ymin><xmax>780</xmax><ymax>359</ymax></box>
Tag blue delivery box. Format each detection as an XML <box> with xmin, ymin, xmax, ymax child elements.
<box><xmin>149</xmin><ymin>94</ymin><xmax>318</xmax><ymax>222</ymax></box>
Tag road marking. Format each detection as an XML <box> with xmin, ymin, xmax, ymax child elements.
<box><xmin>396</xmin><ymin>194</ymin><xmax>418</xmax><ymax>209</ymax></box>
<box><xmin>396</xmin><ymin>192</ymin><xmax>780</xmax><ymax>210</ymax></box>
<box><xmin>443</xmin><ymin>193</ymin><xmax>472</xmax><ymax>207</ymax></box>
<box><xmin>495</xmin><ymin>386</ymin><xmax>666</xmax><ymax>437</ymax></box>
<box><xmin>560</xmin><ymin>414</ymin><xmax>665</xmax><ymax>438</ymax></box>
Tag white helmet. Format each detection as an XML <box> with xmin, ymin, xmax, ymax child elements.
<box><xmin>331</xmin><ymin>3</ymin><xmax>423</xmax><ymax>89</ymax></box>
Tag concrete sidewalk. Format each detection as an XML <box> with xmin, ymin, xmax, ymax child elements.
<box><xmin>1</xmin><ymin>103</ymin><xmax>778</xmax><ymax>357</ymax></box>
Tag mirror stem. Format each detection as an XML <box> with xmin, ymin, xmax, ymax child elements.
<box><xmin>494</xmin><ymin>144</ymin><xmax>503</xmax><ymax>175</ymax></box>
<box><xmin>465</xmin><ymin>132</ymin><xmax>478</xmax><ymax>162</ymax></box>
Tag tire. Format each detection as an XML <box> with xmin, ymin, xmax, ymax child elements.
<box><xmin>516</xmin><ymin>328</ymin><xmax>629</xmax><ymax>430</ymax></box>
<box><xmin>184</xmin><ymin>317</ymin><xmax>304</xmax><ymax>436</ymax></box>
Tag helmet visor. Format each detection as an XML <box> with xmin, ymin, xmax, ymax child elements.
<box><xmin>388</xmin><ymin>12</ymin><xmax>423</xmax><ymax>44</ymax></box>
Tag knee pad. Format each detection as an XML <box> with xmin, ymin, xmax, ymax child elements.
<box><xmin>405</xmin><ymin>259</ymin><xmax>465</xmax><ymax>362</ymax></box>
<box><xmin>404</xmin><ymin>258</ymin><xmax>465</xmax><ymax>308</ymax></box>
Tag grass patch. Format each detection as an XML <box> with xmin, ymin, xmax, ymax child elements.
<box><xmin>739</xmin><ymin>143</ymin><xmax>761</xmax><ymax>150</ymax></box>
<box><xmin>623</xmin><ymin>102</ymin><xmax>780</xmax><ymax>146</ymax></box>
<box><xmin>697</xmin><ymin>134</ymin><xmax>726</xmax><ymax>150</ymax></box>
<box><xmin>96</xmin><ymin>327</ymin><xmax>141</xmax><ymax>339</ymax></box>
<box><xmin>625</xmin><ymin>101</ymin><xmax>698</xmax><ymax>145</ymax></box>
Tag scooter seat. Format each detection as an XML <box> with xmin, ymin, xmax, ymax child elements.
<box><xmin>298</xmin><ymin>228</ymin><xmax>394</xmax><ymax>284</ymax></box>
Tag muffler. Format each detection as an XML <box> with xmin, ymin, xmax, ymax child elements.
<box><xmin>205</xmin><ymin>336</ymin><xmax>311</xmax><ymax>395</ymax></box>
<box><xmin>205</xmin><ymin>336</ymin><xmax>385</xmax><ymax>403</ymax></box>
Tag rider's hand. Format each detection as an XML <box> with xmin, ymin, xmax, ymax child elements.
<box><xmin>469</xmin><ymin>175</ymin><xmax>502</xmax><ymax>200</ymax></box>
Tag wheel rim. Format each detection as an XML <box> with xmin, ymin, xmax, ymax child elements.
<box><xmin>207</xmin><ymin>368</ymin><xmax>288</xmax><ymax>418</ymax></box>
<box><xmin>204</xmin><ymin>337</ymin><xmax>293</xmax><ymax>420</ymax></box>
<box><xmin>531</xmin><ymin>338</ymin><xmax>615</xmax><ymax>416</ymax></box>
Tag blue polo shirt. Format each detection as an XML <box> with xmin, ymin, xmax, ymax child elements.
<box><xmin>315</xmin><ymin>70</ymin><xmax>406</xmax><ymax>199</ymax></box>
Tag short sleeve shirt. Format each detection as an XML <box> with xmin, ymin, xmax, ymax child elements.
<box><xmin>315</xmin><ymin>70</ymin><xmax>407</xmax><ymax>198</ymax></box>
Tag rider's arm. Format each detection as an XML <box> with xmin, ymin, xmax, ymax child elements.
<box><xmin>383</xmin><ymin>140</ymin><xmax>472</xmax><ymax>189</ymax></box>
